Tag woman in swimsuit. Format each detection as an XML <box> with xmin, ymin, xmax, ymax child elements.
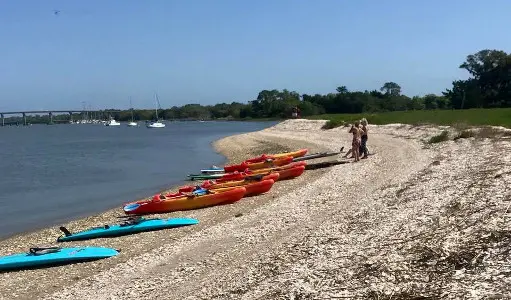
<box><xmin>359</xmin><ymin>118</ymin><xmax>369</xmax><ymax>159</ymax></box>
<box><xmin>349</xmin><ymin>121</ymin><xmax>362</xmax><ymax>162</ymax></box>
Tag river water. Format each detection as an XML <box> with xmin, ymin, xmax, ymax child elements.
<box><xmin>0</xmin><ymin>121</ymin><xmax>277</xmax><ymax>239</ymax></box>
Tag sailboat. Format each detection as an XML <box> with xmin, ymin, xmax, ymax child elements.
<box><xmin>105</xmin><ymin>117</ymin><xmax>121</xmax><ymax>126</ymax></box>
<box><xmin>127</xmin><ymin>97</ymin><xmax>138</xmax><ymax>127</ymax></box>
<box><xmin>146</xmin><ymin>92</ymin><xmax>166</xmax><ymax>128</ymax></box>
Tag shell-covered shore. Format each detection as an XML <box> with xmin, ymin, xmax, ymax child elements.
<box><xmin>2</xmin><ymin>119</ymin><xmax>511</xmax><ymax>299</ymax></box>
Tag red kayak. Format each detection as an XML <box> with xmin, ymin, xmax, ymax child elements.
<box><xmin>215</xmin><ymin>161</ymin><xmax>306</xmax><ymax>183</ymax></box>
<box><xmin>223</xmin><ymin>156</ymin><xmax>293</xmax><ymax>173</ymax></box>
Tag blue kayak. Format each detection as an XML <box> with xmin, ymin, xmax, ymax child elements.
<box><xmin>0</xmin><ymin>246</ymin><xmax>119</xmax><ymax>271</ymax></box>
<box><xmin>57</xmin><ymin>217</ymin><xmax>199</xmax><ymax>242</ymax></box>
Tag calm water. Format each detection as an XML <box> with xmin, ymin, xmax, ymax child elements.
<box><xmin>0</xmin><ymin>121</ymin><xmax>277</xmax><ymax>239</ymax></box>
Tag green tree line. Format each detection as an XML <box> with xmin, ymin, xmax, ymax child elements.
<box><xmin>3</xmin><ymin>48</ymin><xmax>509</xmax><ymax>124</ymax></box>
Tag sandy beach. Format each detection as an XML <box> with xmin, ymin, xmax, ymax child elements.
<box><xmin>1</xmin><ymin>119</ymin><xmax>511</xmax><ymax>299</ymax></box>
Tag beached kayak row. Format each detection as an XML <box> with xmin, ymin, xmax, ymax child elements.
<box><xmin>0</xmin><ymin>147</ymin><xmax>336</xmax><ymax>272</ymax></box>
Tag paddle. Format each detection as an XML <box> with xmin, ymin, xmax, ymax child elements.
<box><xmin>304</xmin><ymin>160</ymin><xmax>351</xmax><ymax>170</ymax></box>
<box><xmin>59</xmin><ymin>226</ymin><xmax>72</xmax><ymax>237</ymax></box>
<box><xmin>292</xmin><ymin>147</ymin><xmax>345</xmax><ymax>162</ymax></box>
<box><xmin>116</xmin><ymin>214</ymin><xmax>145</xmax><ymax>219</ymax></box>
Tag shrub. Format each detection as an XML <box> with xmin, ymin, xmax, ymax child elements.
<box><xmin>428</xmin><ymin>130</ymin><xmax>450</xmax><ymax>144</ymax></box>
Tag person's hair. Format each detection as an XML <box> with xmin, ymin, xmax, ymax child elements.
<box><xmin>360</xmin><ymin>118</ymin><xmax>368</xmax><ymax>126</ymax></box>
<box><xmin>354</xmin><ymin>120</ymin><xmax>360</xmax><ymax>127</ymax></box>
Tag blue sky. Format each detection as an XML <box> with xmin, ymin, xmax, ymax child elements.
<box><xmin>1</xmin><ymin>0</ymin><xmax>510</xmax><ymax>111</ymax></box>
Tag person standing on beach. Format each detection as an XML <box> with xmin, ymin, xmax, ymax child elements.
<box><xmin>348</xmin><ymin>121</ymin><xmax>362</xmax><ymax>162</ymax></box>
<box><xmin>359</xmin><ymin>118</ymin><xmax>369</xmax><ymax>159</ymax></box>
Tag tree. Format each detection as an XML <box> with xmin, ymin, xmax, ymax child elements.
<box><xmin>380</xmin><ymin>82</ymin><xmax>402</xmax><ymax>96</ymax></box>
<box><xmin>444</xmin><ymin>49</ymin><xmax>511</xmax><ymax>109</ymax></box>
<box><xmin>336</xmin><ymin>86</ymin><xmax>348</xmax><ymax>94</ymax></box>
<box><xmin>459</xmin><ymin>49</ymin><xmax>508</xmax><ymax>79</ymax></box>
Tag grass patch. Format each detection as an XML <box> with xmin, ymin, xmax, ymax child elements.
<box><xmin>308</xmin><ymin>108</ymin><xmax>511</xmax><ymax>129</ymax></box>
<box><xmin>428</xmin><ymin>131</ymin><xmax>450</xmax><ymax>144</ymax></box>
<box><xmin>321</xmin><ymin>119</ymin><xmax>345</xmax><ymax>129</ymax></box>
<box><xmin>453</xmin><ymin>126</ymin><xmax>511</xmax><ymax>140</ymax></box>
<box><xmin>477</xmin><ymin>126</ymin><xmax>504</xmax><ymax>138</ymax></box>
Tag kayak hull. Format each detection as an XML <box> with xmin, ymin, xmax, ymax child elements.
<box><xmin>244</xmin><ymin>149</ymin><xmax>308</xmax><ymax>163</ymax></box>
<box><xmin>223</xmin><ymin>156</ymin><xmax>293</xmax><ymax>173</ymax></box>
<box><xmin>189</xmin><ymin>161</ymin><xmax>306</xmax><ymax>182</ymax></box>
<box><xmin>57</xmin><ymin>217</ymin><xmax>199</xmax><ymax>242</ymax></box>
<box><xmin>123</xmin><ymin>187</ymin><xmax>246</xmax><ymax>215</ymax></box>
<box><xmin>181</xmin><ymin>173</ymin><xmax>279</xmax><ymax>192</ymax></box>
<box><xmin>250</xmin><ymin>161</ymin><xmax>307</xmax><ymax>174</ymax></box>
<box><xmin>242</xmin><ymin>179</ymin><xmax>275</xmax><ymax>196</ymax></box>
<box><xmin>272</xmin><ymin>148</ymin><xmax>308</xmax><ymax>159</ymax></box>
<box><xmin>204</xmin><ymin>178</ymin><xmax>275</xmax><ymax>196</ymax></box>
<box><xmin>210</xmin><ymin>162</ymin><xmax>306</xmax><ymax>183</ymax></box>
<box><xmin>274</xmin><ymin>165</ymin><xmax>306</xmax><ymax>180</ymax></box>
<box><xmin>0</xmin><ymin>247</ymin><xmax>119</xmax><ymax>271</ymax></box>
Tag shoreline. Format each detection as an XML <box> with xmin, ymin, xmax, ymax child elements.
<box><xmin>0</xmin><ymin>120</ymin><xmax>332</xmax><ymax>299</ymax></box>
<box><xmin>0</xmin><ymin>121</ymin><xmax>255</xmax><ymax>242</ymax></box>
<box><xmin>3</xmin><ymin>119</ymin><xmax>510</xmax><ymax>299</ymax></box>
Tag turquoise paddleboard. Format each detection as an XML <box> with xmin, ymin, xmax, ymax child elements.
<box><xmin>0</xmin><ymin>246</ymin><xmax>119</xmax><ymax>271</ymax></box>
<box><xmin>57</xmin><ymin>217</ymin><xmax>199</xmax><ymax>242</ymax></box>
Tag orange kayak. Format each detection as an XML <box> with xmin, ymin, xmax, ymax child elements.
<box><xmin>223</xmin><ymin>156</ymin><xmax>293</xmax><ymax>172</ymax></box>
<box><xmin>178</xmin><ymin>175</ymin><xmax>278</xmax><ymax>197</ymax></box>
<box><xmin>180</xmin><ymin>172</ymin><xmax>279</xmax><ymax>191</ymax></box>
<box><xmin>213</xmin><ymin>161</ymin><xmax>306</xmax><ymax>183</ymax></box>
<box><xmin>123</xmin><ymin>186</ymin><xmax>246</xmax><ymax>215</ymax></box>
<box><xmin>250</xmin><ymin>161</ymin><xmax>307</xmax><ymax>174</ymax></box>
<box><xmin>206</xmin><ymin>178</ymin><xmax>275</xmax><ymax>197</ymax></box>
<box><xmin>203</xmin><ymin>177</ymin><xmax>276</xmax><ymax>196</ymax></box>
<box><xmin>272</xmin><ymin>148</ymin><xmax>308</xmax><ymax>159</ymax></box>
<box><xmin>273</xmin><ymin>165</ymin><xmax>305</xmax><ymax>180</ymax></box>
<box><xmin>244</xmin><ymin>149</ymin><xmax>308</xmax><ymax>163</ymax></box>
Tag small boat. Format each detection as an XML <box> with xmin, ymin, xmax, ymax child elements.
<box><xmin>105</xmin><ymin>118</ymin><xmax>121</xmax><ymax>126</ymax></box>
<box><xmin>57</xmin><ymin>217</ymin><xmax>198</xmax><ymax>242</ymax></box>
<box><xmin>179</xmin><ymin>174</ymin><xmax>278</xmax><ymax>197</ymax></box>
<box><xmin>147</xmin><ymin>121</ymin><xmax>165</xmax><ymax>128</ymax></box>
<box><xmin>0</xmin><ymin>246</ymin><xmax>119</xmax><ymax>271</ymax></box>
<box><xmin>123</xmin><ymin>186</ymin><xmax>246</xmax><ymax>215</ymax></box>
<box><xmin>187</xmin><ymin>162</ymin><xmax>307</xmax><ymax>181</ymax></box>
<box><xmin>147</xmin><ymin>92</ymin><xmax>166</xmax><ymax>128</ymax></box>
<box><xmin>223</xmin><ymin>156</ymin><xmax>293</xmax><ymax>173</ymax></box>
<box><xmin>127</xmin><ymin>97</ymin><xmax>138</xmax><ymax>127</ymax></box>
<box><xmin>243</xmin><ymin>149</ymin><xmax>308</xmax><ymax>163</ymax></box>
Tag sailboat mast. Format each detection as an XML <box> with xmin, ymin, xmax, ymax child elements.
<box><xmin>129</xmin><ymin>96</ymin><xmax>134</xmax><ymax>122</ymax></box>
<box><xmin>154</xmin><ymin>92</ymin><xmax>160</xmax><ymax>120</ymax></box>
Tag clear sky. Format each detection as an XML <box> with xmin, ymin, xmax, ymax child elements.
<box><xmin>1</xmin><ymin>0</ymin><xmax>510</xmax><ymax>111</ymax></box>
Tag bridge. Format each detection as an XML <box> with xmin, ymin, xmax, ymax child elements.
<box><xmin>0</xmin><ymin>110</ymin><xmax>121</xmax><ymax>126</ymax></box>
